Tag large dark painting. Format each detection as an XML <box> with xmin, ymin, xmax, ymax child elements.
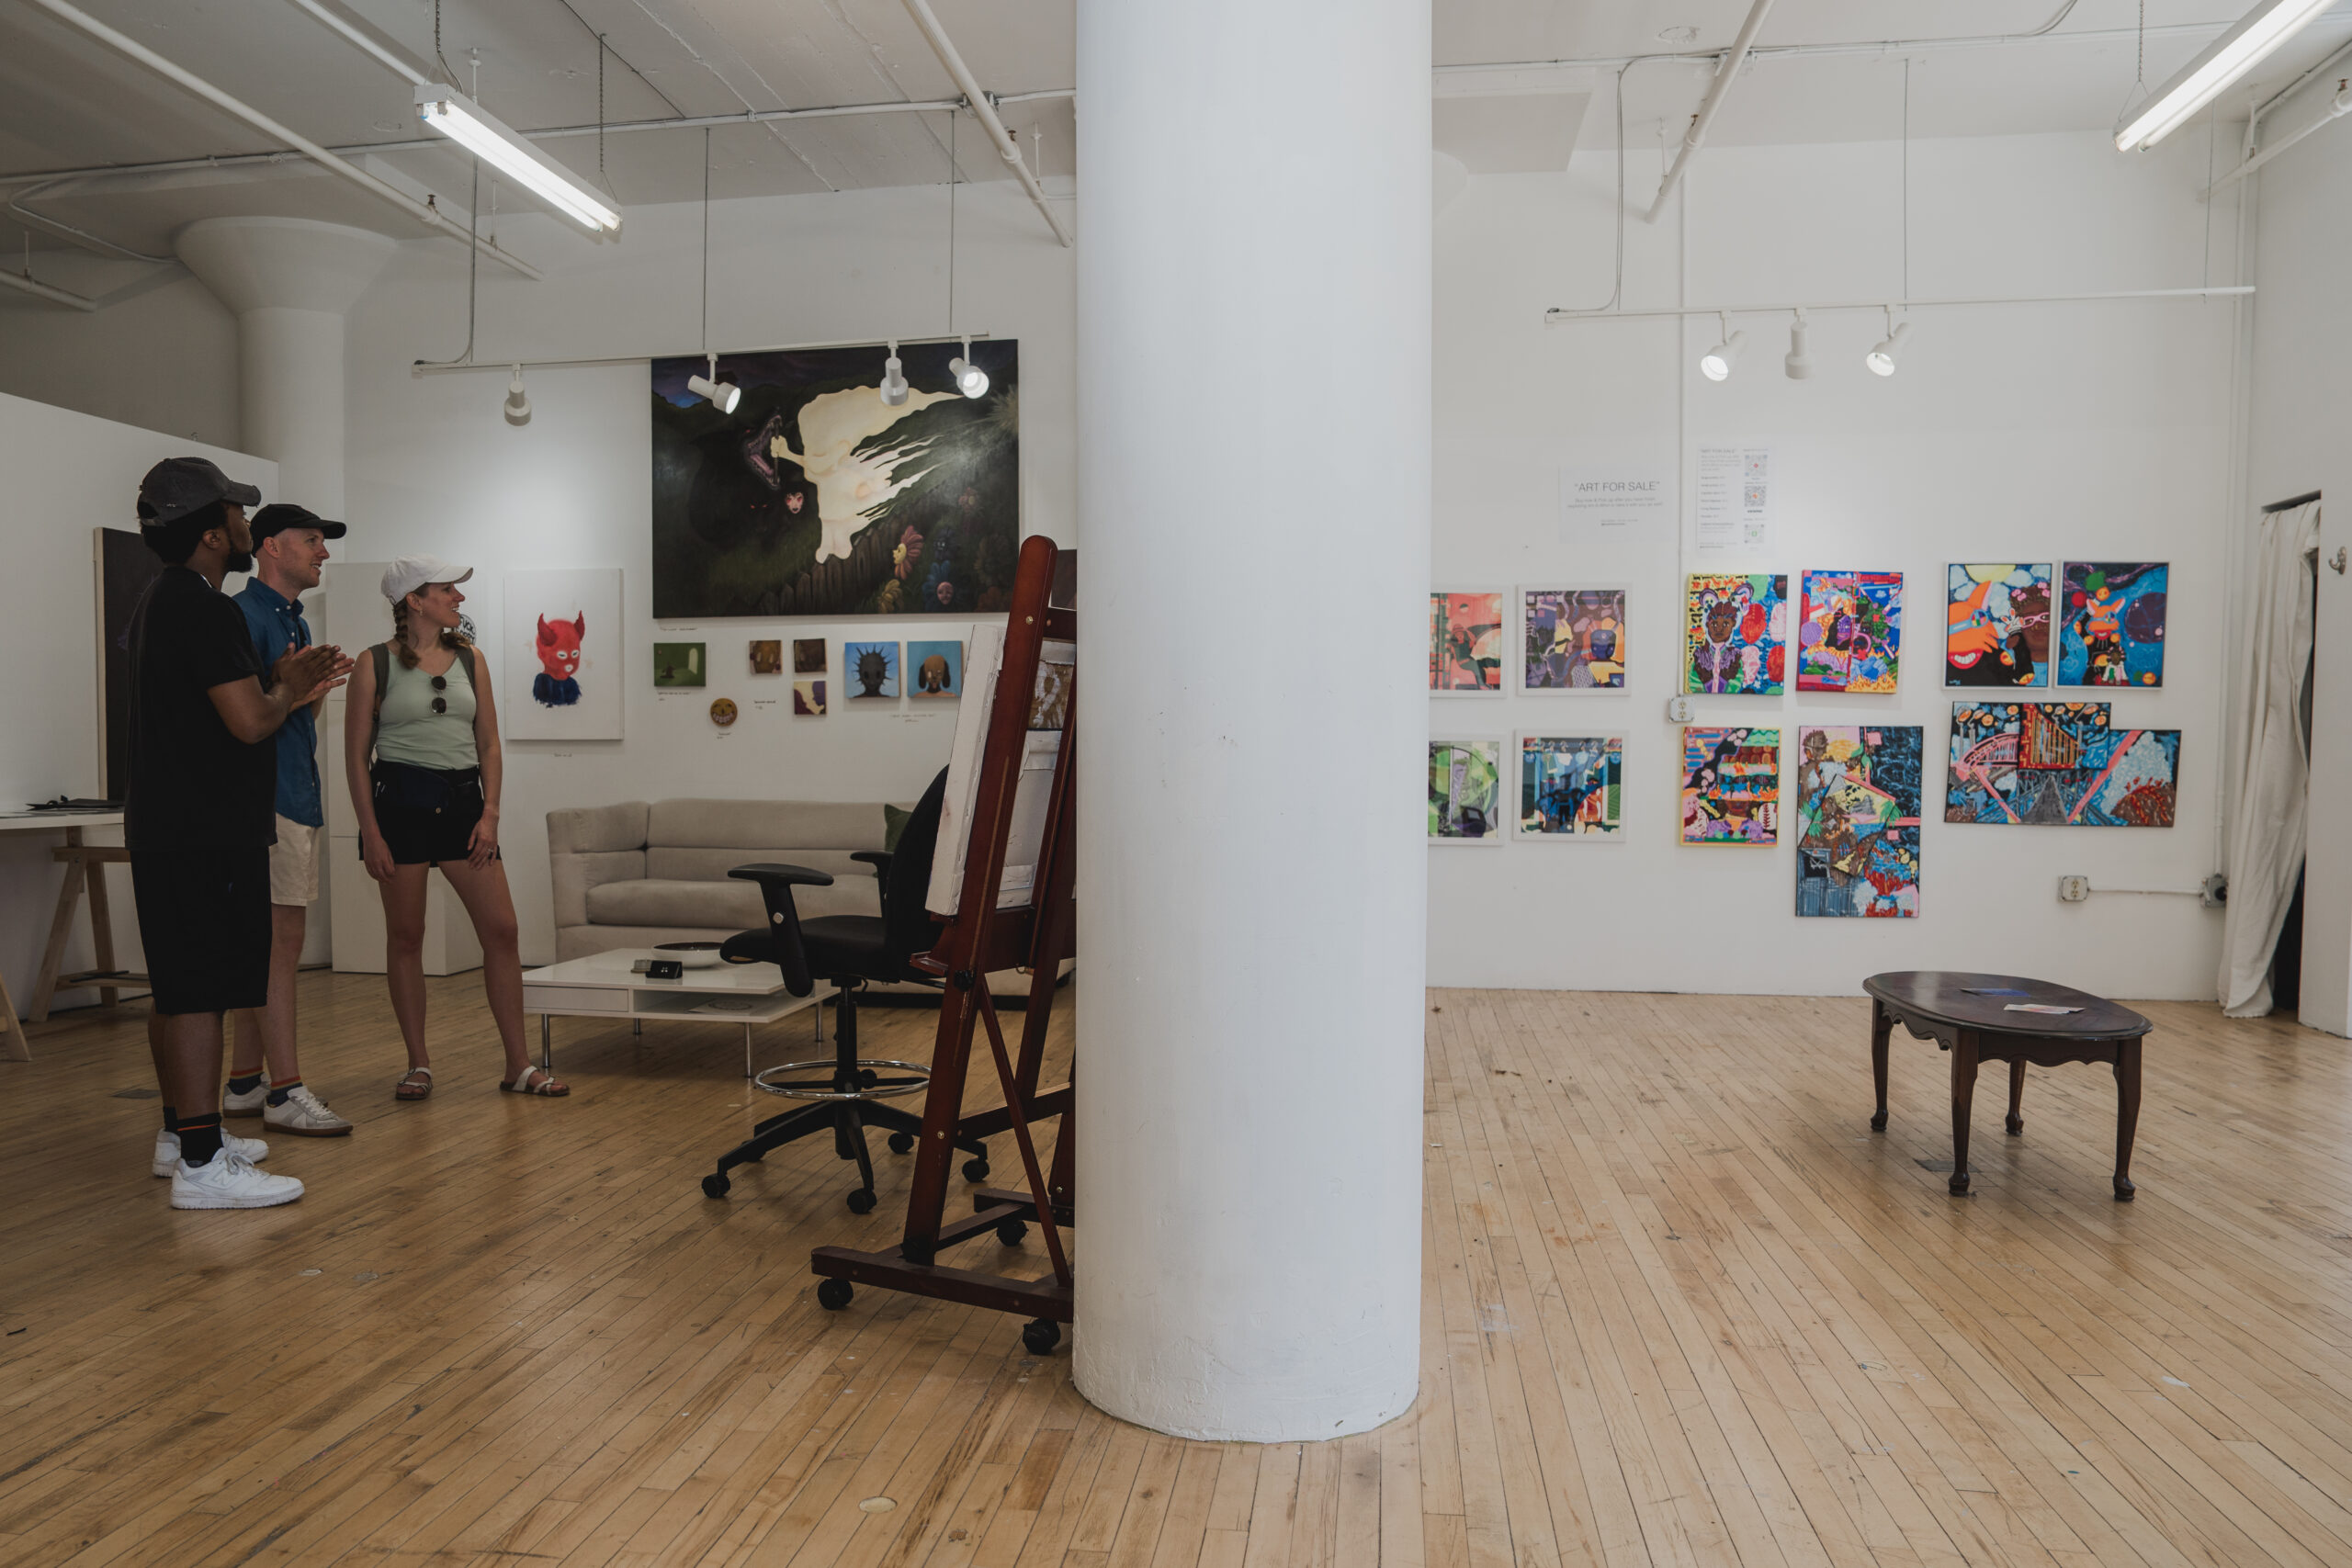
<box><xmin>650</xmin><ymin>340</ymin><xmax>1020</xmax><ymax>617</ymax></box>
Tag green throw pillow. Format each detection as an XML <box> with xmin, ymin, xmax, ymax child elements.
<box><xmin>883</xmin><ymin>803</ymin><xmax>912</xmax><ymax>854</ymax></box>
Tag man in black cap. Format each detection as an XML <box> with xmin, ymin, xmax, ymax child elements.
<box><xmin>224</xmin><ymin>503</ymin><xmax>355</xmax><ymax>1139</ymax></box>
<box><xmin>127</xmin><ymin>457</ymin><xmax>351</xmax><ymax>1209</ymax></box>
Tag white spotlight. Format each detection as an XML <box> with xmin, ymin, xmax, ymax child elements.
<box><xmin>1783</xmin><ymin>310</ymin><xmax>1813</xmax><ymax>381</ymax></box>
<box><xmin>946</xmin><ymin>335</ymin><xmax>989</xmax><ymax>399</ymax></box>
<box><xmin>1700</xmin><ymin>315</ymin><xmax>1745</xmax><ymax>381</ymax></box>
<box><xmin>879</xmin><ymin>339</ymin><xmax>909</xmax><ymax>407</ymax></box>
<box><xmin>503</xmin><ymin>365</ymin><xmax>532</xmax><ymax>425</ymax></box>
<box><xmin>687</xmin><ymin>353</ymin><xmax>741</xmax><ymax>414</ymax></box>
<box><xmin>1866</xmin><ymin>321</ymin><xmax>1913</xmax><ymax>378</ymax></box>
<box><xmin>414</xmin><ymin>85</ymin><xmax>621</xmax><ymax>234</ymax></box>
<box><xmin>2116</xmin><ymin>0</ymin><xmax>2340</xmax><ymax>152</ymax></box>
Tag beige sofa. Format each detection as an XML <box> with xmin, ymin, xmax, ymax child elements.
<box><xmin>548</xmin><ymin>798</ymin><xmax>909</xmax><ymax>962</ymax></box>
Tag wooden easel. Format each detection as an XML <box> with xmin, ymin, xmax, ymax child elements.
<box><xmin>811</xmin><ymin>536</ymin><xmax>1078</xmax><ymax>1351</ymax></box>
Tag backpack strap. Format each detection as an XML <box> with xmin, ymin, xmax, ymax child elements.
<box><xmin>369</xmin><ymin>643</ymin><xmax>390</xmax><ymax>716</ymax></box>
<box><xmin>454</xmin><ymin>642</ymin><xmax>478</xmax><ymax>690</ymax></box>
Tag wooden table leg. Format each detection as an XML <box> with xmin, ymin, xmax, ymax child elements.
<box><xmin>29</xmin><ymin>829</ymin><xmax>87</xmax><ymax>1024</ymax></box>
<box><xmin>0</xmin><ymin>965</ymin><xmax>28</xmax><ymax>1062</ymax></box>
<box><xmin>2006</xmin><ymin>1058</ymin><xmax>2026</xmax><ymax>1136</ymax></box>
<box><xmin>2112</xmin><ymin>1041</ymin><xmax>2142</xmax><ymax>1201</ymax></box>
<box><xmin>83</xmin><ymin>850</ymin><xmax>122</xmax><ymax>1008</ymax></box>
<box><xmin>1949</xmin><ymin>1029</ymin><xmax>1978</xmax><ymax>1196</ymax></box>
<box><xmin>1869</xmin><ymin>998</ymin><xmax>1892</xmax><ymax>1132</ymax></box>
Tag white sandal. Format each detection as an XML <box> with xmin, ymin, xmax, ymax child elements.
<box><xmin>501</xmin><ymin>1066</ymin><xmax>569</xmax><ymax>1097</ymax></box>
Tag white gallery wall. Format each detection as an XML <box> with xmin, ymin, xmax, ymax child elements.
<box><xmin>1430</xmin><ymin>127</ymin><xmax>2244</xmax><ymax>998</ymax></box>
<box><xmin>335</xmin><ymin>178</ymin><xmax>1075</xmax><ymax>966</ymax></box>
<box><xmin>0</xmin><ymin>391</ymin><xmax>276</xmax><ymax>1010</ymax></box>
<box><xmin>2245</xmin><ymin>74</ymin><xmax>2352</xmax><ymax>1039</ymax></box>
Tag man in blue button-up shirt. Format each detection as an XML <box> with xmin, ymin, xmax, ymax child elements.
<box><xmin>230</xmin><ymin>504</ymin><xmax>355</xmax><ymax>1138</ymax></box>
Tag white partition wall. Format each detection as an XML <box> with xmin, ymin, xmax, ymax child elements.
<box><xmin>1071</xmin><ymin>0</ymin><xmax>1432</xmax><ymax>1440</ymax></box>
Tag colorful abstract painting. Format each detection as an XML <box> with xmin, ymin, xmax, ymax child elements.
<box><xmin>2059</xmin><ymin>561</ymin><xmax>2168</xmax><ymax>687</ymax></box>
<box><xmin>1430</xmin><ymin>739</ymin><xmax>1504</xmax><ymax>841</ymax></box>
<box><xmin>1522</xmin><ymin>589</ymin><xmax>1626</xmax><ymax>691</ymax></box>
<box><xmin>908</xmin><ymin>638</ymin><xmax>964</xmax><ymax>697</ymax></box>
<box><xmin>1946</xmin><ymin>701</ymin><xmax>2180</xmax><ymax>826</ymax></box>
<box><xmin>1684</xmin><ymin>573</ymin><xmax>1788</xmax><ymax>694</ymax></box>
<box><xmin>1430</xmin><ymin>592</ymin><xmax>1506</xmax><ymax>693</ymax></box>
<box><xmin>1796</xmin><ymin>570</ymin><xmax>1903</xmax><ymax>693</ymax></box>
<box><xmin>844</xmin><ymin>640</ymin><xmax>899</xmax><ymax>699</ymax></box>
<box><xmin>1518</xmin><ymin>735</ymin><xmax>1623</xmax><ymax>837</ymax></box>
<box><xmin>1946</xmin><ymin>563</ymin><xmax>2052</xmax><ymax>687</ymax></box>
<box><xmin>1680</xmin><ymin>727</ymin><xmax>1781</xmax><ymax>844</ymax></box>
<box><xmin>1795</xmin><ymin>726</ymin><xmax>1922</xmax><ymax>917</ymax></box>
<box><xmin>650</xmin><ymin>340</ymin><xmax>1019</xmax><ymax>617</ymax></box>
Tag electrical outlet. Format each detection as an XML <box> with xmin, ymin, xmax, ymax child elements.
<box><xmin>1665</xmin><ymin>694</ymin><xmax>1695</xmax><ymax>724</ymax></box>
<box><xmin>2201</xmin><ymin>873</ymin><xmax>2227</xmax><ymax>909</ymax></box>
<box><xmin>2057</xmin><ymin>875</ymin><xmax>2090</xmax><ymax>903</ymax></box>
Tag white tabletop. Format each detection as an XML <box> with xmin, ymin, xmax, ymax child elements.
<box><xmin>523</xmin><ymin>950</ymin><xmax>795</xmax><ymax>994</ymax></box>
<box><xmin>0</xmin><ymin>811</ymin><xmax>123</xmax><ymax>833</ymax></box>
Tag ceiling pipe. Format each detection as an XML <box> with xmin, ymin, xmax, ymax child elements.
<box><xmin>282</xmin><ymin>0</ymin><xmax>428</xmax><ymax>85</ymax></box>
<box><xmin>0</xmin><ymin>266</ymin><xmax>97</xmax><ymax>310</ymax></box>
<box><xmin>2210</xmin><ymin>79</ymin><xmax>2351</xmax><ymax>193</ymax></box>
<box><xmin>1546</xmin><ymin>284</ymin><xmax>2253</xmax><ymax>323</ymax></box>
<box><xmin>1645</xmin><ymin>0</ymin><xmax>1778</xmax><ymax>223</ymax></box>
<box><xmin>19</xmin><ymin>0</ymin><xmax>540</xmax><ymax>279</ymax></box>
<box><xmin>897</xmin><ymin>0</ymin><xmax>1072</xmax><ymax>247</ymax></box>
<box><xmin>7</xmin><ymin>178</ymin><xmax>175</xmax><ymax>262</ymax></box>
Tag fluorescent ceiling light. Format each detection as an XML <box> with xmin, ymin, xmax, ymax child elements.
<box><xmin>2115</xmin><ymin>0</ymin><xmax>2340</xmax><ymax>152</ymax></box>
<box><xmin>415</xmin><ymin>84</ymin><xmax>621</xmax><ymax>233</ymax></box>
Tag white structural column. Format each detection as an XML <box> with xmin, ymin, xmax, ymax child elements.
<box><xmin>1072</xmin><ymin>1</ymin><xmax>1432</xmax><ymax>1439</ymax></box>
<box><xmin>174</xmin><ymin>216</ymin><xmax>395</xmax><ymax>514</ymax></box>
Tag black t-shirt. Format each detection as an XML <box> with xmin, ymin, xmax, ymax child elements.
<box><xmin>124</xmin><ymin>565</ymin><xmax>275</xmax><ymax>852</ymax></box>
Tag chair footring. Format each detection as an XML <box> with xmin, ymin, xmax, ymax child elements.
<box><xmin>754</xmin><ymin>1058</ymin><xmax>933</xmax><ymax>1101</ymax></box>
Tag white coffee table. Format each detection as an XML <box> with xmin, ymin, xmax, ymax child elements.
<box><xmin>520</xmin><ymin>951</ymin><xmax>834</xmax><ymax>1077</ymax></box>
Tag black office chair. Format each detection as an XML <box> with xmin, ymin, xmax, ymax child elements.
<box><xmin>698</xmin><ymin>767</ymin><xmax>991</xmax><ymax>1211</ymax></box>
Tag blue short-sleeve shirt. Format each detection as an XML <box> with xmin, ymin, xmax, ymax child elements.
<box><xmin>233</xmin><ymin>578</ymin><xmax>324</xmax><ymax>828</ymax></box>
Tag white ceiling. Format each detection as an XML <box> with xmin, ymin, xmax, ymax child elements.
<box><xmin>4</xmin><ymin>2</ymin><xmax>2349</xmax><ymax>278</ymax></box>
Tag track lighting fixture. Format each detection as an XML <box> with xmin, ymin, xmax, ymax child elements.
<box><xmin>686</xmin><ymin>353</ymin><xmax>741</xmax><ymax>414</ymax></box>
<box><xmin>947</xmin><ymin>335</ymin><xmax>988</xmax><ymax>399</ymax></box>
<box><xmin>415</xmin><ymin>85</ymin><xmax>621</xmax><ymax>234</ymax></box>
<box><xmin>880</xmin><ymin>340</ymin><xmax>909</xmax><ymax>407</ymax></box>
<box><xmin>1699</xmin><ymin>314</ymin><xmax>1744</xmax><ymax>381</ymax></box>
<box><xmin>1783</xmin><ymin>310</ymin><xmax>1813</xmax><ymax>381</ymax></box>
<box><xmin>1866</xmin><ymin>317</ymin><xmax>1912</xmax><ymax>378</ymax></box>
<box><xmin>503</xmin><ymin>365</ymin><xmax>531</xmax><ymax>425</ymax></box>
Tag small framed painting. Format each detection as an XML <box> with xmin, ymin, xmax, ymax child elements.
<box><xmin>1429</xmin><ymin>739</ymin><xmax>1504</xmax><ymax>842</ymax></box>
<box><xmin>844</xmin><ymin>640</ymin><xmax>899</xmax><ymax>699</ymax></box>
<box><xmin>652</xmin><ymin>642</ymin><xmax>706</xmax><ymax>688</ymax></box>
<box><xmin>1430</xmin><ymin>591</ymin><xmax>1506</xmax><ymax>694</ymax></box>
<box><xmin>908</xmin><ymin>639</ymin><xmax>964</xmax><ymax>697</ymax></box>
<box><xmin>1521</xmin><ymin>588</ymin><xmax>1627</xmax><ymax>693</ymax></box>
<box><xmin>1516</xmin><ymin>734</ymin><xmax>1623</xmax><ymax>838</ymax></box>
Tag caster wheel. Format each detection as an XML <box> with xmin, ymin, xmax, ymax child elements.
<box><xmin>1868</xmin><ymin>1112</ymin><xmax>1887</xmax><ymax>1133</ymax></box>
<box><xmin>702</xmin><ymin>1173</ymin><xmax>730</xmax><ymax>1200</ymax></box>
<box><xmin>962</xmin><ymin>1158</ymin><xmax>990</xmax><ymax>1183</ymax></box>
<box><xmin>995</xmin><ymin>1217</ymin><xmax>1028</xmax><ymax>1247</ymax></box>
<box><xmin>846</xmin><ymin>1188</ymin><xmax>878</xmax><ymax>1214</ymax></box>
<box><xmin>2005</xmin><ymin>1114</ymin><xmax>2024</xmax><ymax>1136</ymax></box>
<box><xmin>888</xmin><ymin>1132</ymin><xmax>915</xmax><ymax>1155</ymax></box>
<box><xmin>817</xmin><ymin>1279</ymin><xmax>854</xmax><ymax>1311</ymax></box>
<box><xmin>859</xmin><ymin>1068</ymin><xmax>880</xmax><ymax>1088</ymax></box>
<box><xmin>1021</xmin><ymin>1318</ymin><xmax>1061</xmax><ymax>1355</ymax></box>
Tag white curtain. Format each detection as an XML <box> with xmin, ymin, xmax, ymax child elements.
<box><xmin>2218</xmin><ymin>500</ymin><xmax>2322</xmax><ymax>1017</ymax></box>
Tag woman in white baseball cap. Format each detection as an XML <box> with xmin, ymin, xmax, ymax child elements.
<box><xmin>344</xmin><ymin>556</ymin><xmax>566</xmax><ymax>1100</ymax></box>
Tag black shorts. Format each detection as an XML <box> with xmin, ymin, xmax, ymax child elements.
<box><xmin>369</xmin><ymin>761</ymin><xmax>492</xmax><ymax>866</ymax></box>
<box><xmin>130</xmin><ymin>848</ymin><xmax>271</xmax><ymax>1015</ymax></box>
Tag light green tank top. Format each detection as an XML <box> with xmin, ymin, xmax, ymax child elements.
<box><xmin>376</xmin><ymin>649</ymin><xmax>480</xmax><ymax>771</ymax></box>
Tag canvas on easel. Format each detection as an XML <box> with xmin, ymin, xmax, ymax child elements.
<box><xmin>811</xmin><ymin>536</ymin><xmax>1078</xmax><ymax>1351</ymax></box>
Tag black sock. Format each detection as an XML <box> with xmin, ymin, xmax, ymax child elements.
<box><xmin>227</xmin><ymin>1072</ymin><xmax>264</xmax><ymax>1097</ymax></box>
<box><xmin>178</xmin><ymin>1115</ymin><xmax>224</xmax><ymax>1168</ymax></box>
<box><xmin>163</xmin><ymin>1106</ymin><xmax>178</xmax><ymax>1133</ymax></box>
<box><xmin>266</xmin><ymin>1079</ymin><xmax>300</xmax><ymax>1107</ymax></box>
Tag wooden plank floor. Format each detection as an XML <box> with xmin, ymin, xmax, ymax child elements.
<box><xmin>3</xmin><ymin>976</ymin><xmax>2348</xmax><ymax>1567</ymax></box>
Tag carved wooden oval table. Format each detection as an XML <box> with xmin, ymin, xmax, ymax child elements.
<box><xmin>1863</xmin><ymin>971</ymin><xmax>2153</xmax><ymax>1200</ymax></box>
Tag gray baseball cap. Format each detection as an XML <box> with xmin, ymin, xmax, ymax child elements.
<box><xmin>136</xmin><ymin>456</ymin><xmax>261</xmax><ymax>525</ymax></box>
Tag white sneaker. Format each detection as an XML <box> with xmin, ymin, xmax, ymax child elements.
<box><xmin>170</xmin><ymin>1151</ymin><xmax>304</xmax><ymax>1210</ymax></box>
<box><xmin>264</xmin><ymin>1085</ymin><xmax>352</xmax><ymax>1137</ymax></box>
<box><xmin>152</xmin><ymin>1128</ymin><xmax>270</xmax><ymax>1179</ymax></box>
<box><xmin>221</xmin><ymin>1079</ymin><xmax>267</xmax><ymax>1118</ymax></box>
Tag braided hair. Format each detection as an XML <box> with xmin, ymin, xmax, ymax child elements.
<box><xmin>390</xmin><ymin>592</ymin><xmax>470</xmax><ymax>670</ymax></box>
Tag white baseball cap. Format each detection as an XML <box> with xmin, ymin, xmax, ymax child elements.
<box><xmin>381</xmin><ymin>555</ymin><xmax>474</xmax><ymax>602</ymax></box>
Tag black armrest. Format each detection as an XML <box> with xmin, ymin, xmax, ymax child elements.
<box><xmin>851</xmin><ymin>850</ymin><xmax>892</xmax><ymax>920</ymax></box>
<box><xmin>725</xmin><ymin>863</ymin><xmax>833</xmax><ymax>997</ymax></box>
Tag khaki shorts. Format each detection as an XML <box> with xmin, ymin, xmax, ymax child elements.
<box><xmin>268</xmin><ymin>816</ymin><xmax>322</xmax><ymax>906</ymax></box>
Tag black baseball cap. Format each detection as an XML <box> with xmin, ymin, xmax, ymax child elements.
<box><xmin>136</xmin><ymin>456</ymin><xmax>261</xmax><ymax>525</ymax></box>
<box><xmin>251</xmin><ymin>502</ymin><xmax>347</xmax><ymax>541</ymax></box>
